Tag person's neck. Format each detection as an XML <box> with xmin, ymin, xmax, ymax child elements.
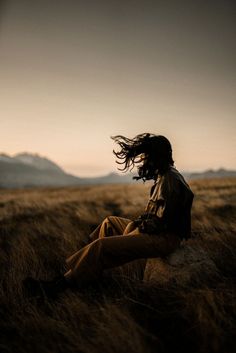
<box><xmin>154</xmin><ymin>164</ymin><xmax>171</xmax><ymax>178</ymax></box>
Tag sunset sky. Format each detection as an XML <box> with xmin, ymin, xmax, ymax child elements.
<box><xmin>0</xmin><ymin>0</ymin><xmax>235</xmax><ymax>176</ymax></box>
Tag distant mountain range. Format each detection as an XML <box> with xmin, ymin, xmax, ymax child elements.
<box><xmin>186</xmin><ymin>168</ymin><xmax>236</xmax><ymax>180</ymax></box>
<box><xmin>0</xmin><ymin>153</ymin><xmax>133</xmax><ymax>188</ymax></box>
<box><xmin>0</xmin><ymin>152</ymin><xmax>235</xmax><ymax>188</ymax></box>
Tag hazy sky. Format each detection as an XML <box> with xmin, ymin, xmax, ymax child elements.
<box><xmin>0</xmin><ymin>0</ymin><xmax>235</xmax><ymax>176</ymax></box>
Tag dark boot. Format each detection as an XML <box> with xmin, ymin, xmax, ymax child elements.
<box><xmin>23</xmin><ymin>275</ymin><xmax>69</xmax><ymax>300</ymax></box>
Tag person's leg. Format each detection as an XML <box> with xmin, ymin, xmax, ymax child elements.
<box><xmin>67</xmin><ymin>216</ymin><xmax>131</xmax><ymax>269</ymax></box>
<box><xmin>23</xmin><ymin>232</ymin><xmax>180</xmax><ymax>298</ymax></box>
<box><xmin>65</xmin><ymin>232</ymin><xmax>180</xmax><ymax>288</ymax></box>
<box><xmin>88</xmin><ymin>216</ymin><xmax>131</xmax><ymax>242</ymax></box>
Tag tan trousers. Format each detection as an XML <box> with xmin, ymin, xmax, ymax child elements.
<box><xmin>65</xmin><ymin>216</ymin><xmax>180</xmax><ymax>287</ymax></box>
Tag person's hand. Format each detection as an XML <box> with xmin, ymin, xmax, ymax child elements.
<box><xmin>138</xmin><ymin>217</ymin><xmax>167</xmax><ymax>234</ymax></box>
<box><xmin>123</xmin><ymin>213</ymin><xmax>153</xmax><ymax>234</ymax></box>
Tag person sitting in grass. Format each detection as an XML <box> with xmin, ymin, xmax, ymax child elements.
<box><xmin>24</xmin><ymin>133</ymin><xmax>194</xmax><ymax>298</ymax></box>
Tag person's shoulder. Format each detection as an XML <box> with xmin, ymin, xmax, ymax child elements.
<box><xmin>168</xmin><ymin>166</ymin><xmax>187</xmax><ymax>183</ymax></box>
<box><xmin>163</xmin><ymin>166</ymin><xmax>191</xmax><ymax>190</ymax></box>
<box><xmin>157</xmin><ymin>165</ymin><xmax>188</xmax><ymax>187</ymax></box>
<box><xmin>168</xmin><ymin>166</ymin><xmax>194</xmax><ymax>197</ymax></box>
<box><xmin>163</xmin><ymin>166</ymin><xmax>181</xmax><ymax>182</ymax></box>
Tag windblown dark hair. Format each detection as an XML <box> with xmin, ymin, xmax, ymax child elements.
<box><xmin>111</xmin><ymin>133</ymin><xmax>174</xmax><ymax>181</ymax></box>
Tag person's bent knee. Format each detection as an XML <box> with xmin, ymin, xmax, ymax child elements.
<box><xmin>101</xmin><ymin>216</ymin><xmax>111</xmax><ymax>227</ymax></box>
<box><xmin>104</xmin><ymin>216</ymin><xmax>117</xmax><ymax>224</ymax></box>
<box><xmin>101</xmin><ymin>216</ymin><xmax>117</xmax><ymax>237</ymax></box>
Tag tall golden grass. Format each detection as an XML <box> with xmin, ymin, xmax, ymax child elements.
<box><xmin>0</xmin><ymin>178</ymin><xmax>235</xmax><ymax>353</ymax></box>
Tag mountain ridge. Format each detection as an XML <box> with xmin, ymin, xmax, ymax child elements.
<box><xmin>0</xmin><ymin>152</ymin><xmax>235</xmax><ymax>188</ymax></box>
<box><xmin>14</xmin><ymin>152</ymin><xmax>64</xmax><ymax>173</ymax></box>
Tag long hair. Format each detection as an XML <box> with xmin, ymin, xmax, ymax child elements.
<box><xmin>111</xmin><ymin>133</ymin><xmax>174</xmax><ymax>181</ymax></box>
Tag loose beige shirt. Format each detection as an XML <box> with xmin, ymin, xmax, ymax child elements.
<box><xmin>145</xmin><ymin>166</ymin><xmax>194</xmax><ymax>239</ymax></box>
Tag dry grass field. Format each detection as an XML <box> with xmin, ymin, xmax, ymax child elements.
<box><xmin>0</xmin><ymin>178</ymin><xmax>235</xmax><ymax>353</ymax></box>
